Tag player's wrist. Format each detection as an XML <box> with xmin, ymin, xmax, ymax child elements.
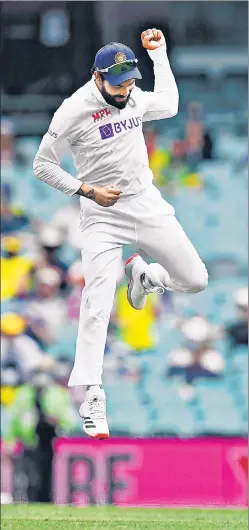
<box><xmin>75</xmin><ymin>183</ymin><xmax>96</xmax><ymax>201</ymax></box>
<box><xmin>147</xmin><ymin>43</ymin><xmax>167</xmax><ymax>57</ymax></box>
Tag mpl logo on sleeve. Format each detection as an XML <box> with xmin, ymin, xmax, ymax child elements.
<box><xmin>99</xmin><ymin>117</ymin><xmax>142</xmax><ymax>140</ymax></box>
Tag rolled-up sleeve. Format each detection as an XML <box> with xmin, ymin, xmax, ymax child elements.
<box><xmin>141</xmin><ymin>45</ymin><xmax>179</xmax><ymax>122</ymax></box>
<box><xmin>33</xmin><ymin>99</ymin><xmax>83</xmax><ymax>196</ymax></box>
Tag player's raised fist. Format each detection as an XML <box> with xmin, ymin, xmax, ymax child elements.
<box><xmin>141</xmin><ymin>28</ymin><xmax>165</xmax><ymax>50</ymax></box>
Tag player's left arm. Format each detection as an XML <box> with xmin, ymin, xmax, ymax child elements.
<box><xmin>140</xmin><ymin>28</ymin><xmax>179</xmax><ymax>122</ymax></box>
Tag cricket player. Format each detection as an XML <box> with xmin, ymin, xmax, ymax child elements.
<box><xmin>33</xmin><ymin>29</ymin><xmax>208</xmax><ymax>439</ymax></box>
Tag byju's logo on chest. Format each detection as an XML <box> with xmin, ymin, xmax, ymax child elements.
<box><xmin>99</xmin><ymin>117</ymin><xmax>142</xmax><ymax>140</ymax></box>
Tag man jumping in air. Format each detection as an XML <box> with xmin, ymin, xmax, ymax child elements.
<box><xmin>34</xmin><ymin>29</ymin><xmax>208</xmax><ymax>439</ymax></box>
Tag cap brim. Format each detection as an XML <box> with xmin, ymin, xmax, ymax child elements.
<box><xmin>103</xmin><ymin>67</ymin><xmax>142</xmax><ymax>86</ymax></box>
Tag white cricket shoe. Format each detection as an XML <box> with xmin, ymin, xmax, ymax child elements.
<box><xmin>125</xmin><ymin>254</ymin><xmax>164</xmax><ymax>310</ymax></box>
<box><xmin>79</xmin><ymin>386</ymin><xmax>109</xmax><ymax>440</ymax></box>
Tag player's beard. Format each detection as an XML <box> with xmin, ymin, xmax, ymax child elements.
<box><xmin>100</xmin><ymin>81</ymin><xmax>131</xmax><ymax>110</ymax></box>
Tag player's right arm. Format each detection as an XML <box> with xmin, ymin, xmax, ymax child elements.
<box><xmin>139</xmin><ymin>29</ymin><xmax>179</xmax><ymax>122</ymax></box>
<box><xmin>33</xmin><ymin>97</ymin><xmax>121</xmax><ymax>207</ymax></box>
<box><xmin>33</xmin><ymin>97</ymin><xmax>84</xmax><ymax>196</ymax></box>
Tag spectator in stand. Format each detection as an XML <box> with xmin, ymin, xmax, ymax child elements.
<box><xmin>202</xmin><ymin>129</ymin><xmax>213</xmax><ymax>160</ymax></box>
<box><xmin>1</xmin><ymin>119</ymin><xmax>14</xmax><ymax>166</ymax></box>
<box><xmin>1</xmin><ymin>183</ymin><xmax>30</xmax><ymax>234</ymax></box>
<box><xmin>3</xmin><ymin>364</ymin><xmax>77</xmax><ymax>503</ymax></box>
<box><xmin>1</xmin><ymin>364</ymin><xmax>23</xmax><ymax>410</ymax></box>
<box><xmin>1</xmin><ymin>364</ymin><xmax>23</xmax><ymax>505</ymax></box>
<box><xmin>166</xmin><ymin>316</ymin><xmax>225</xmax><ymax>401</ymax></box>
<box><xmin>103</xmin><ymin>342</ymin><xmax>141</xmax><ymax>384</ymax></box>
<box><xmin>25</xmin><ymin>267</ymin><xmax>67</xmax><ymax>346</ymax></box>
<box><xmin>185</xmin><ymin>102</ymin><xmax>204</xmax><ymax>170</ymax></box>
<box><xmin>149</xmin><ymin>144</ymin><xmax>171</xmax><ymax>186</ymax></box>
<box><xmin>36</xmin><ymin>226</ymin><xmax>68</xmax><ymax>292</ymax></box>
<box><xmin>1</xmin><ymin>236</ymin><xmax>34</xmax><ymax>302</ymax></box>
<box><xmin>1</xmin><ymin>313</ymin><xmax>53</xmax><ymax>378</ymax></box>
<box><xmin>226</xmin><ymin>287</ymin><xmax>248</xmax><ymax>348</ymax></box>
<box><xmin>114</xmin><ymin>279</ymin><xmax>160</xmax><ymax>354</ymax></box>
<box><xmin>52</xmin><ymin>356</ymin><xmax>73</xmax><ymax>386</ymax></box>
<box><xmin>50</xmin><ymin>196</ymin><xmax>83</xmax><ymax>251</ymax></box>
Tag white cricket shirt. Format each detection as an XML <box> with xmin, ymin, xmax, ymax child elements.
<box><xmin>33</xmin><ymin>45</ymin><xmax>179</xmax><ymax>198</ymax></box>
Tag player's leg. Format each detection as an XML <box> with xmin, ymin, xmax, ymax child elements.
<box><xmin>68</xmin><ymin>246</ymin><xmax>122</xmax><ymax>438</ymax></box>
<box><xmin>140</xmin><ymin>214</ymin><xmax>208</xmax><ymax>293</ymax></box>
<box><xmin>125</xmin><ymin>187</ymin><xmax>208</xmax><ymax>309</ymax></box>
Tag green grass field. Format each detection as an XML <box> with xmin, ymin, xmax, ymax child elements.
<box><xmin>1</xmin><ymin>504</ymin><xmax>248</xmax><ymax>530</ymax></box>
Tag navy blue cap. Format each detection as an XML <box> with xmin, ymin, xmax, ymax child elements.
<box><xmin>93</xmin><ymin>42</ymin><xmax>142</xmax><ymax>85</ymax></box>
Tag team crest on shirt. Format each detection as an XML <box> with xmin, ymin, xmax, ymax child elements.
<box><xmin>114</xmin><ymin>52</ymin><xmax>127</xmax><ymax>64</ymax></box>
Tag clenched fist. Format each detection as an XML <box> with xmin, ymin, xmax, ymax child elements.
<box><xmin>141</xmin><ymin>28</ymin><xmax>165</xmax><ymax>50</ymax></box>
<box><xmin>93</xmin><ymin>184</ymin><xmax>121</xmax><ymax>207</ymax></box>
<box><xmin>78</xmin><ymin>183</ymin><xmax>121</xmax><ymax>207</ymax></box>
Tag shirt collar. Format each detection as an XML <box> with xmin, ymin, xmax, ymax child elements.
<box><xmin>89</xmin><ymin>78</ymin><xmax>109</xmax><ymax>107</ymax></box>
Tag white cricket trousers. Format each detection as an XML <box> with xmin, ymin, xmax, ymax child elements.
<box><xmin>68</xmin><ymin>185</ymin><xmax>208</xmax><ymax>386</ymax></box>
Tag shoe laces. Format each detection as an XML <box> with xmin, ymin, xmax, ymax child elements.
<box><xmin>141</xmin><ymin>273</ymin><xmax>164</xmax><ymax>295</ymax></box>
<box><xmin>145</xmin><ymin>285</ymin><xmax>164</xmax><ymax>295</ymax></box>
<box><xmin>89</xmin><ymin>396</ymin><xmax>106</xmax><ymax>420</ymax></box>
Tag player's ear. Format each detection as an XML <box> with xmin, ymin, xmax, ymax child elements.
<box><xmin>94</xmin><ymin>71</ymin><xmax>102</xmax><ymax>84</ymax></box>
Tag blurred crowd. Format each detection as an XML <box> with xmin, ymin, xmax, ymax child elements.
<box><xmin>144</xmin><ymin>102</ymin><xmax>213</xmax><ymax>191</ymax></box>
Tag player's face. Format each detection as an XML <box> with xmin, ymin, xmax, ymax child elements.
<box><xmin>100</xmin><ymin>78</ymin><xmax>135</xmax><ymax>109</ymax></box>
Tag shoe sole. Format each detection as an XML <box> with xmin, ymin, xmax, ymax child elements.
<box><xmin>124</xmin><ymin>253</ymin><xmax>142</xmax><ymax>310</ymax></box>
<box><xmin>83</xmin><ymin>425</ymin><xmax>110</xmax><ymax>440</ymax></box>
